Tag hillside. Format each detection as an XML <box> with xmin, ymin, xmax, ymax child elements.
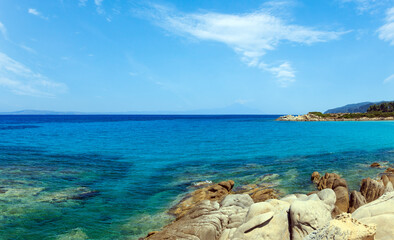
<box><xmin>324</xmin><ymin>101</ymin><xmax>387</xmax><ymax>114</ymax></box>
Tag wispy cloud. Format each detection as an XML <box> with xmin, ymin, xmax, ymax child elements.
<box><xmin>28</xmin><ymin>8</ymin><xmax>48</xmax><ymax>20</ymax></box>
<box><xmin>79</xmin><ymin>0</ymin><xmax>88</xmax><ymax>7</ymax></box>
<box><xmin>139</xmin><ymin>4</ymin><xmax>347</xmax><ymax>86</ymax></box>
<box><xmin>378</xmin><ymin>7</ymin><xmax>394</xmax><ymax>45</ymax></box>
<box><xmin>338</xmin><ymin>0</ymin><xmax>391</xmax><ymax>14</ymax></box>
<box><xmin>0</xmin><ymin>21</ymin><xmax>7</xmax><ymax>40</ymax></box>
<box><xmin>94</xmin><ymin>0</ymin><xmax>104</xmax><ymax>14</ymax></box>
<box><xmin>384</xmin><ymin>73</ymin><xmax>394</xmax><ymax>83</ymax></box>
<box><xmin>0</xmin><ymin>52</ymin><xmax>67</xmax><ymax>97</ymax></box>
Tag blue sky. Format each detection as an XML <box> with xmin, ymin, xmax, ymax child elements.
<box><xmin>0</xmin><ymin>0</ymin><xmax>394</xmax><ymax>114</ymax></box>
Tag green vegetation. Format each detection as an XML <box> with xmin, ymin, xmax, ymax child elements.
<box><xmin>309</xmin><ymin>111</ymin><xmax>394</xmax><ymax>119</ymax></box>
<box><xmin>367</xmin><ymin>102</ymin><xmax>394</xmax><ymax>112</ymax></box>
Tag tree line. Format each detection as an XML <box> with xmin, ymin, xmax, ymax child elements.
<box><xmin>367</xmin><ymin>102</ymin><xmax>394</xmax><ymax>112</ymax></box>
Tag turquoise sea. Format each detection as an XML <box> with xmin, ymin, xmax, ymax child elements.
<box><xmin>0</xmin><ymin>115</ymin><xmax>394</xmax><ymax>239</ymax></box>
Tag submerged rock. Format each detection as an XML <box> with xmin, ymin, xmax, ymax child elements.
<box><xmin>38</xmin><ymin>187</ymin><xmax>99</xmax><ymax>203</ymax></box>
<box><xmin>168</xmin><ymin>180</ymin><xmax>234</xmax><ymax>219</ymax></box>
<box><xmin>56</xmin><ymin>228</ymin><xmax>88</xmax><ymax>240</ymax></box>
<box><xmin>353</xmin><ymin>191</ymin><xmax>394</xmax><ymax>240</ymax></box>
<box><xmin>304</xmin><ymin>213</ymin><xmax>376</xmax><ymax>240</ymax></box>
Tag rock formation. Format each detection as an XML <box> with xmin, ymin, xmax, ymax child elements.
<box><xmin>353</xmin><ymin>191</ymin><xmax>394</xmax><ymax>240</ymax></box>
<box><xmin>304</xmin><ymin>213</ymin><xmax>376</xmax><ymax>240</ymax></box>
<box><xmin>169</xmin><ymin>180</ymin><xmax>234</xmax><ymax>219</ymax></box>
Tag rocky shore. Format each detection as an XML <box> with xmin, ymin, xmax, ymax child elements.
<box><xmin>276</xmin><ymin>113</ymin><xmax>394</xmax><ymax>121</ymax></box>
<box><xmin>141</xmin><ymin>165</ymin><xmax>394</xmax><ymax>240</ymax></box>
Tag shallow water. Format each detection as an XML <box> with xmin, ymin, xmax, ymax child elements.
<box><xmin>0</xmin><ymin>115</ymin><xmax>393</xmax><ymax>239</ymax></box>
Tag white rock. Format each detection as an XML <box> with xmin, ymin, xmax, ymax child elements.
<box><xmin>353</xmin><ymin>192</ymin><xmax>394</xmax><ymax>240</ymax></box>
<box><xmin>220</xmin><ymin>194</ymin><xmax>254</xmax><ymax>209</ymax></box>
<box><xmin>289</xmin><ymin>189</ymin><xmax>336</xmax><ymax>240</ymax></box>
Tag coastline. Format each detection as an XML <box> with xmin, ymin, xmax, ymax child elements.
<box><xmin>142</xmin><ymin>164</ymin><xmax>394</xmax><ymax>240</ymax></box>
<box><xmin>276</xmin><ymin>113</ymin><xmax>394</xmax><ymax>121</ymax></box>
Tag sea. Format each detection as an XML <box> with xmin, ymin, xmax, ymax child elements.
<box><xmin>0</xmin><ymin>115</ymin><xmax>393</xmax><ymax>239</ymax></box>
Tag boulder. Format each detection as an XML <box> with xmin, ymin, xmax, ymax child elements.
<box><xmin>370</xmin><ymin>162</ymin><xmax>381</xmax><ymax>168</ymax></box>
<box><xmin>385</xmin><ymin>167</ymin><xmax>394</xmax><ymax>173</ymax></box>
<box><xmin>221</xmin><ymin>199</ymin><xmax>291</xmax><ymax>240</ymax></box>
<box><xmin>233</xmin><ymin>183</ymin><xmax>278</xmax><ymax>203</ymax></box>
<box><xmin>349</xmin><ymin>191</ymin><xmax>367</xmax><ymax>213</ymax></box>
<box><xmin>169</xmin><ymin>180</ymin><xmax>234</xmax><ymax>219</ymax></box>
<box><xmin>304</xmin><ymin>213</ymin><xmax>376</xmax><ymax>240</ymax></box>
<box><xmin>147</xmin><ymin>194</ymin><xmax>252</xmax><ymax>240</ymax></box>
<box><xmin>311</xmin><ymin>171</ymin><xmax>320</xmax><ymax>184</ymax></box>
<box><xmin>315</xmin><ymin>173</ymin><xmax>349</xmax><ymax>215</ymax></box>
<box><xmin>353</xmin><ymin>192</ymin><xmax>394</xmax><ymax>240</ymax></box>
<box><xmin>289</xmin><ymin>189</ymin><xmax>336</xmax><ymax>240</ymax></box>
<box><xmin>359</xmin><ymin>178</ymin><xmax>386</xmax><ymax>203</ymax></box>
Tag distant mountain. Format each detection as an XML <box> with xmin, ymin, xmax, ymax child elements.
<box><xmin>324</xmin><ymin>101</ymin><xmax>388</xmax><ymax>114</ymax></box>
<box><xmin>0</xmin><ymin>104</ymin><xmax>265</xmax><ymax>115</ymax></box>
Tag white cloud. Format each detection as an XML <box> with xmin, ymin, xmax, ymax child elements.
<box><xmin>28</xmin><ymin>8</ymin><xmax>48</xmax><ymax>20</ymax></box>
<box><xmin>338</xmin><ymin>0</ymin><xmax>391</xmax><ymax>13</ymax></box>
<box><xmin>79</xmin><ymin>0</ymin><xmax>88</xmax><ymax>7</ymax></box>
<box><xmin>0</xmin><ymin>21</ymin><xmax>7</xmax><ymax>39</ymax></box>
<box><xmin>0</xmin><ymin>52</ymin><xmax>67</xmax><ymax>97</ymax></box>
<box><xmin>142</xmin><ymin>4</ymin><xmax>347</xmax><ymax>86</ymax></box>
<box><xmin>378</xmin><ymin>7</ymin><xmax>394</xmax><ymax>45</ymax></box>
<box><xmin>384</xmin><ymin>73</ymin><xmax>394</xmax><ymax>83</ymax></box>
<box><xmin>94</xmin><ymin>0</ymin><xmax>104</xmax><ymax>14</ymax></box>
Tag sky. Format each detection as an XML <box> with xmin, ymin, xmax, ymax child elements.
<box><xmin>0</xmin><ymin>0</ymin><xmax>394</xmax><ymax>114</ymax></box>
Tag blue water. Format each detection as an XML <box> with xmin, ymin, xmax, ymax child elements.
<box><xmin>0</xmin><ymin>115</ymin><xmax>393</xmax><ymax>239</ymax></box>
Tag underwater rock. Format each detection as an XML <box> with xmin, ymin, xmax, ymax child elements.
<box><xmin>38</xmin><ymin>187</ymin><xmax>99</xmax><ymax>203</ymax></box>
<box><xmin>168</xmin><ymin>180</ymin><xmax>234</xmax><ymax>219</ymax></box>
<box><xmin>56</xmin><ymin>228</ymin><xmax>88</xmax><ymax>240</ymax></box>
<box><xmin>304</xmin><ymin>213</ymin><xmax>376</xmax><ymax>240</ymax></box>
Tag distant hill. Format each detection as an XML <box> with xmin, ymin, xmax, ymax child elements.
<box><xmin>324</xmin><ymin>101</ymin><xmax>388</xmax><ymax>114</ymax></box>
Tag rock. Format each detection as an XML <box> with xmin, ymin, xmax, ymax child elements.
<box><xmin>353</xmin><ymin>192</ymin><xmax>394</xmax><ymax>240</ymax></box>
<box><xmin>359</xmin><ymin>177</ymin><xmax>386</xmax><ymax>203</ymax></box>
<box><xmin>304</xmin><ymin>213</ymin><xmax>376</xmax><ymax>240</ymax></box>
<box><xmin>220</xmin><ymin>194</ymin><xmax>254</xmax><ymax>209</ymax></box>
<box><xmin>315</xmin><ymin>173</ymin><xmax>349</xmax><ymax>215</ymax></box>
<box><xmin>38</xmin><ymin>187</ymin><xmax>99</xmax><ymax>203</ymax></box>
<box><xmin>147</xmin><ymin>194</ymin><xmax>251</xmax><ymax>240</ymax></box>
<box><xmin>349</xmin><ymin>191</ymin><xmax>367</xmax><ymax>213</ymax></box>
<box><xmin>225</xmin><ymin>199</ymin><xmax>291</xmax><ymax>240</ymax></box>
<box><xmin>289</xmin><ymin>189</ymin><xmax>336</xmax><ymax>240</ymax></box>
<box><xmin>169</xmin><ymin>180</ymin><xmax>234</xmax><ymax>219</ymax></box>
<box><xmin>56</xmin><ymin>228</ymin><xmax>88</xmax><ymax>240</ymax></box>
<box><xmin>311</xmin><ymin>171</ymin><xmax>321</xmax><ymax>184</ymax></box>
<box><xmin>370</xmin><ymin>162</ymin><xmax>381</xmax><ymax>168</ymax></box>
<box><xmin>233</xmin><ymin>183</ymin><xmax>278</xmax><ymax>203</ymax></box>
<box><xmin>385</xmin><ymin>167</ymin><xmax>394</xmax><ymax>173</ymax></box>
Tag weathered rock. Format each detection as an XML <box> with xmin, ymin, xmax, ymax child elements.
<box><xmin>233</xmin><ymin>183</ymin><xmax>278</xmax><ymax>203</ymax></box>
<box><xmin>223</xmin><ymin>199</ymin><xmax>291</xmax><ymax>240</ymax></box>
<box><xmin>349</xmin><ymin>191</ymin><xmax>367</xmax><ymax>213</ymax></box>
<box><xmin>353</xmin><ymin>192</ymin><xmax>394</xmax><ymax>240</ymax></box>
<box><xmin>289</xmin><ymin>189</ymin><xmax>336</xmax><ymax>240</ymax></box>
<box><xmin>304</xmin><ymin>213</ymin><xmax>376</xmax><ymax>240</ymax></box>
<box><xmin>385</xmin><ymin>167</ymin><xmax>394</xmax><ymax>173</ymax></box>
<box><xmin>311</xmin><ymin>171</ymin><xmax>321</xmax><ymax>184</ymax></box>
<box><xmin>359</xmin><ymin>177</ymin><xmax>386</xmax><ymax>203</ymax></box>
<box><xmin>169</xmin><ymin>180</ymin><xmax>234</xmax><ymax>219</ymax></box>
<box><xmin>315</xmin><ymin>173</ymin><xmax>349</xmax><ymax>215</ymax></box>
<box><xmin>370</xmin><ymin>162</ymin><xmax>381</xmax><ymax>168</ymax></box>
<box><xmin>147</xmin><ymin>194</ymin><xmax>252</xmax><ymax>240</ymax></box>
